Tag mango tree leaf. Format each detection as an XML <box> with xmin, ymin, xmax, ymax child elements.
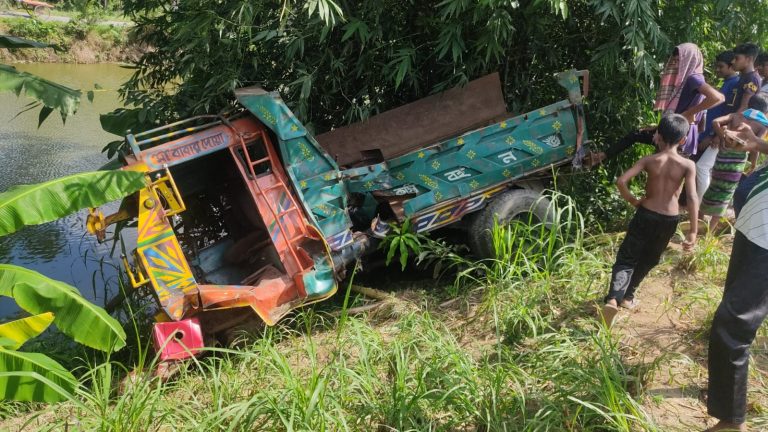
<box><xmin>0</xmin><ymin>350</ymin><xmax>76</xmax><ymax>403</ymax></box>
<box><xmin>100</xmin><ymin>108</ymin><xmax>142</xmax><ymax>136</ymax></box>
<box><xmin>0</xmin><ymin>35</ymin><xmax>50</xmax><ymax>49</ymax></box>
<box><xmin>0</xmin><ymin>64</ymin><xmax>81</xmax><ymax>122</ymax></box>
<box><xmin>37</xmin><ymin>105</ymin><xmax>54</xmax><ymax>128</ymax></box>
<box><xmin>0</xmin><ymin>170</ymin><xmax>147</xmax><ymax>237</ymax></box>
<box><xmin>0</xmin><ymin>265</ymin><xmax>126</xmax><ymax>352</ymax></box>
<box><xmin>0</xmin><ymin>313</ymin><xmax>54</xmax><ymax>350</ymax></box>
<box><xmin>399</xmin><ymin>240</ymin><xmax>408</xmax><ymax>270</ymax></box>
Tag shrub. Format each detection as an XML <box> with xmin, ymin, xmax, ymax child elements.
<box><xmin>7</xmin><ymin>19</ymin><xmax>64</xmax><ymax>46</ymax></box>
<box><xmin>63</xmin><ymin>19</ymin><xmax>90</xmax><ymax>40</ymax></box>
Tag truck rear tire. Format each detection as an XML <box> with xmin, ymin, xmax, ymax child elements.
<box><xmin>467</xmin><ymin>189</ymin><xmax>552</xmax><ymax>259</ymax></box>
<box><xmin>33</xmin><ymin>5</ymin><xmax>50</xmax><ymax>15</ymax></box>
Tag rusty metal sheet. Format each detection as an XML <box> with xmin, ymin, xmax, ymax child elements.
<box><xmin>316</xmin><ymin>73</ymin><xmax>508</xmax><ymax>167</ymax></box>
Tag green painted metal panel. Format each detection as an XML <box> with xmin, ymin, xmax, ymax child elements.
<box><xmin>302</xmin><ymin>250</ymin><xmax>336</xmax><ymax>297</ymax></box>
<box><xmin>342</xmin><ymin>97</ymin><xmax>581</xmax><ymax>218</ymax></box>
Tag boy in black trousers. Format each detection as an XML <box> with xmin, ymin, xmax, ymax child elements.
<box><xmin>602</xmin><ymin>114</ymin><xmax>699</xmax><ymax>327</ymax></box>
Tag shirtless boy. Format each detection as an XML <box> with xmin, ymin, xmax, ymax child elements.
<box><xmin>602</xmin><ymin>114</ymin><xmax>698</xmax><ymax>327</ymax></box>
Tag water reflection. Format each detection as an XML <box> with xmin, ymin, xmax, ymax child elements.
<box><xmin>0</xmin><ymin>223</ymin><xmax>68</xmax><ymax>262</ymax></box>
<box><xmin>0</xmin><ymin>63</ymin><xmax>133</xmax><ymax>318</ymax></box>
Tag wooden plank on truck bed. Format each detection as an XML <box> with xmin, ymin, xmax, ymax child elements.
<box><xmin>316</xmin><ymin>73</ymin><xmax>508</xmax><ymax>167</ymax></box>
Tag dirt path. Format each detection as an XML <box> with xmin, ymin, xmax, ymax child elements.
<box><xmin>610</xmin><ymin>244</ymin><xmax>768</xmax><ymax>432</ymax></box>
<box><xmin>611</xmin><ymin>273</ymin><xmax>713</xmax><ymax>431</ymax></box>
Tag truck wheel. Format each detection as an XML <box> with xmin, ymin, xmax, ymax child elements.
<box><xmin>33</xmin><ymin>5</ymin><xmax>50</xmax><ymax>15</ymax></box>
<box><xmin>467</xmin><ymin>189</ymin><xmax>552</xmax><ymax>259</ymax></box>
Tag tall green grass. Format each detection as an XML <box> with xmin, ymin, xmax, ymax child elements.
<box><xmin>2</xmin><ymin>190</ymin><xmax>666</xmax><ymax>431</ymax></box>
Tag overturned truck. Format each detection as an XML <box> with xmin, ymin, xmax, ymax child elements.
<box><xmin>87</xmin><ymin>70</ymin><xmax>590</xmax><ymax>361</ymax></box>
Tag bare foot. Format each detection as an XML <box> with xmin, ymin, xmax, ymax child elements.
<box><xmin>704</xmin><ymin>420</ymin><xmax>746</xmax><ymax>431</ymax></box>
<box><xmin>709</xmin><ymin>220</ymin><xmax>719</xmax><ymax>235</ymax></box>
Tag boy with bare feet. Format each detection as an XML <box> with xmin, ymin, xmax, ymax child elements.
<box><xmin>601</xmin><ymin>114</ymin><xmax>698</xmax><ymax>327</ymax></box>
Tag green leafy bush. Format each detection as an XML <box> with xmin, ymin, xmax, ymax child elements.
<box><xmin>380</xmin><ymin>219</ymin><xmax>423</xmax><ymax>271</ymax></box>
<box><xmin>7</xmin><ymin>19</ymin><xmax>63</xmax><ymax>46</ymax></box>
<box><xmin>110</xmin><ymin>0</ymin><xmax>768</xmax><ymax>229</ymax></box>
<box><xmin>63</xmin><ymin>19</ymin><xmax>90</xmax><ymax>40</ymax></box>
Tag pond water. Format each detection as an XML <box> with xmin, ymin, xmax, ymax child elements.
<box><xmin>0</xmin><ymin>63</ymin><xmax>133</xmax><ymax>319</ymax></box>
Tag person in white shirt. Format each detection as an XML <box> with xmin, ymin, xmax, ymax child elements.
<box><xmin>705</xmin><ymin>111</ymin><xmax>768</xmax><ymax>432</ymax></box>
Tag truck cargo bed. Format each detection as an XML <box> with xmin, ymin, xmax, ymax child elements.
<box><xmin>316</xmin><ymin>73</ymin><xmax>508</xmax><ymax>167</ymax></box>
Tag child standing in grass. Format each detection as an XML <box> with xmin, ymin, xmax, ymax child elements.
<box><xmin>700</xmin><ymin>94</ymin><xmax>768</xmax><ymax>232</ymax></box>
<box><xmin>696</xmin><ymin>50</ymin><xmax>740</xmax><ymax>202</ymax></box>
<box><xmin>601</xmin><ymin>114</ymin><xmax>698</xmax><ymax>328</ymax></box>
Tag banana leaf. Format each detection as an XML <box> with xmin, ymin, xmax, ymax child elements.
<box><xmin>0</xmin><ymin>64</ymin><xmax>81</xmax><ymax>123</ymax></box>
<box><xmin>0</xmin><ymin>350</ymin><xmax>76</xmax><ymax>403</ymax></box>
<box><xmin>0</xmin><ymin>313</ymin><xmax>54</xmax><ymax>350</ymax></box>
<box><xmin>0</xmin><ymin>265</ymin><xmax>126</xmax><ymax>352</ymax></box>
<box><xmin>0</xmin><ymin>35</ymin><xmax>50</xmax><ymax>49</ymax></box>
<box><xmin>0</xmin><ymin>170</ymin><xmax>146</xmax><ymax>237</ymax></box>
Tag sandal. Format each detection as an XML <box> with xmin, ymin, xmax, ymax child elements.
<box><xmin>620</xmin><ymin>298</ymin><xmax>640</xmax><ymax>310</ymax></box>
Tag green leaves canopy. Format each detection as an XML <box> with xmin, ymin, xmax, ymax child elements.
<box><xmin>0</xmin><ymin>265</ymin><xmax>127</xmax><ymax>352</ymax></box>
<box><xmin>0</xmin><ymin>34</ymin><xmax>79</xmax><ymax>124</ymax></box>
<box><xmin>0</xmin><ymin>170</ymin><xmax>146</xmax><ymax>237</ymax></box>
<box><xmin>113</xmin><ymin>0</ymin><xmax>768</xmax><ymax>157</ymax></box>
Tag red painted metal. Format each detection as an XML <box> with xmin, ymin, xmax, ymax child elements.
<box><xmin>20</xmin><ymin>0</ymin><xmax>53</xmax><ymax>9</ymax></box>
<box><xmin>152</xmin><ymin>317</ymin><xmax>204</xmax><ymax>361</ymax></box>
<box><xmin>126</xmin><ymin>117</ymin><xmax>335</xmax><ymax>360</ymax></box>
<box><xmin>226</xmin><ymin>128</ymin><xmax>319</xmax><ymax>299</ymax></box>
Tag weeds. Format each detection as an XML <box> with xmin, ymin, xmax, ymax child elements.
<box><xmin>381</xmin><ymin>219</ymin><xmax>424</xmax><ymax>271</ymax></box>
<box><xmin>4</xmin><ymin>190</ymin><xmax>723</xmax><ymax>431</ymax></box>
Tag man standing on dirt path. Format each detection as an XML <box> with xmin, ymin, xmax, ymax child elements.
<box><xmin>705</xmin><ymin>112</ymin><xmax>768</xmax><ymax>432</ymax></box>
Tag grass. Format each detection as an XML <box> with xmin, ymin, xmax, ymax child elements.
<box><xmin>0</xmin><ymin>191</ymin><xmax>749</xmax><ymax>431</ymax></box>
<box><xmin>0</xmin><ymin>15</ymin><xmax>134</xmax><ymax>64</ymax></box>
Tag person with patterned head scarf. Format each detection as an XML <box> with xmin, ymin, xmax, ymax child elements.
<box><xmin>586</xmin><ymin>43</ymin><xmax>724</xmax><ymax>167</ymax></box>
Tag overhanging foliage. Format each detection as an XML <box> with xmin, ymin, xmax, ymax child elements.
<box><xmin>111</xmin><ymin>0</ymin><xmax>768</xmax><ymax>169</ymax></box>
<box><xmin>0</xmin><ymin>170</ymin><xmax>146</xmax><ymax>237</ymax></box>
<box><xmin>0</xmin><ymin>35</ymin><xmax>50</xmax><ymax>49</ymax></box>
<box><xmin>0</xmin><ymin>34</ymin><xmax>80</xmax><ymax>124</ymax></box>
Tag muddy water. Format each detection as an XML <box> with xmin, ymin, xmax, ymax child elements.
<box><xmin>0</xmin><ymin>63</ymin><xmax>133</xmax><ymax>318</ymax></box>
